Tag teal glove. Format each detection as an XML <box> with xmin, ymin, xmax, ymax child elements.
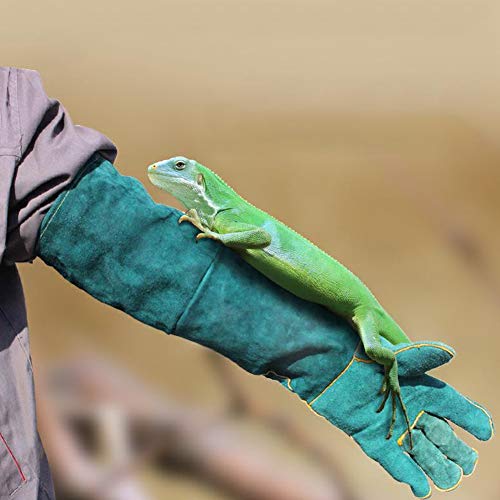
<box><xmin>301</xmin><ymin>340</ymin><xmax>493</xmax><ymax>497</ymax></box>
<box><xmin>37</xmin><ymin>154</ymin><xmax>494</xmax><ymax>497</ymax></box>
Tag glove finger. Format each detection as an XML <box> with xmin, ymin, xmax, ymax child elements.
<box><xmin>392</xmin><ymin>341</ymin><xmax>455</xmax><ymax>377</ymax></box>
<box><xmin>418</xmin><ymin>377</ymin><xmax>494</xmax><ymax>441</ymax></box>
<box><xmin>402</xmin><ymin>428</ymin><xmax>463</xmax><ymax>492</ymax></box>
<box><xmin>415</xmin><ymin>413</ymin><xmax>478</xmax><ymax>475</ymax></box>
<box><xmin>357</xmin><ymin>439</ymin><xmax>431</xmax><ymax>498</ymax></box>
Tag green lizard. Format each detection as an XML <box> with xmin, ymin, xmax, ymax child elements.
<box><xmin>148</xmin><ymin>156</ymin><xmax>413</xmax><ymax>445</ymax></box>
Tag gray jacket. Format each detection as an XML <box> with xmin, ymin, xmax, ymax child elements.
<box><xmin>0</xmin><ymin>67</ymin><xmax>116</xmax><ymax>499</ymax></box>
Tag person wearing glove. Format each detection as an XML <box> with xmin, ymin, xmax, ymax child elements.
<box><xmin>0</xmin><ymin>66</ymin><xmax>494</xmax><ymax>499</ymax></box>
<box><xmin>0</xmin><ymin>66</ymin><xmax>116</xmax><ymax>500</ymax></box>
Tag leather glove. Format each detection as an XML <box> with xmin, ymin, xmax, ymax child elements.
<box><xmin>302</xmin><ymin>338</ymin><xmax>493</xmax><ymax>497</ymax></box>
<box><xmin>37</xmin><ymin>153</ymin><xmax>494</xmax><ymax>497</ymax></box>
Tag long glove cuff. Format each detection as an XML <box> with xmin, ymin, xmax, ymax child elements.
<box><xmin>37</xmin><ymin>154</ymin><xmax>357</xmax><ymax>400</ymax></box>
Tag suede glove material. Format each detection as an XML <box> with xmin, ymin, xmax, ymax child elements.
<box><xmin>37</xmin><ymin>154</ymin><xmax>494</xmax><ymax>497</ymax></box>
<box><xmin>305</xmin><ymin>340</ymin><xmax>492</xmax><ymax>497</ymax></box>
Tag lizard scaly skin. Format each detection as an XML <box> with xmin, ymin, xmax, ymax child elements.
<box><xmin>148</xmin><ymin>156</ymin><xmax>413</xmax><ymax>446</ymax></box>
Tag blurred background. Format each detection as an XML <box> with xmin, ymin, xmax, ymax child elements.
<box><xmin>2</xmin><ymin>0</ymin><xmax>500</xmax><ymax>498</ymax></box>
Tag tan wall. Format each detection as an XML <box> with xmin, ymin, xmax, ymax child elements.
<box><xmin>2</xmin><ymin>1</ymin><xmax>499</xmax><ymax>498</ymax></box>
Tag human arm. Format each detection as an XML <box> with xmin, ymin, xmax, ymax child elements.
<box><xmin>0</xmin><ymin>66</ymin><xmax>117</xmax><ymax>498</ymax></box>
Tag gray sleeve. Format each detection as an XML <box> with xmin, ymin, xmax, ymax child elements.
<box><xmin>0</xmin><ymin>67</ymin><xmax>117</xmax><ymax>264</ymax></box>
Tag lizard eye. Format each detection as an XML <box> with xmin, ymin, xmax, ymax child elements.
<box><xmin>174</xmin><ymin>160</ymin><xmax>187</xmax><ymax>170</ymax></box>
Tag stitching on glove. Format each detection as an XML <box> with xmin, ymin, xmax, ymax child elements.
<box><xmin>419</xmin><ymin>489</ymin><xmax>432</xmax><ymax>499</ymax></box>
<box><xmin>398</xmin><ymin>410</ymin><xmax>425</xmax><ymax>446</ymax></box>
<box><xmin>394</xmin><ymin>343</ymin><xmax>455</xmax><ymax>357</ymax></box>
<box><xmin>434</xmin><ymin>468</ymin><xmax>463</xmax><ymax>493</ymax></box>
<box><xmin>463</xmin><ymin>450</ymin><xmax>479</xmax><ymax>477</ymax></box>
<box><xmin>307</xmin><ymin>342</ymin><xmax>361</xmax><ymax>406</ymax></box>
<box><xmin>408</xmin><ymin>420</ymin><xmax>469</xmax><ymax>493</ymax></box>
<box><xmin>463</xmin><ymin>396</ymin><xmax>495</xmax><ymax>438</ymax></box>
<box><xmin>351</xmin><ymin>342</ymin><xmax>455</xmax><ymax>365</ymax></box>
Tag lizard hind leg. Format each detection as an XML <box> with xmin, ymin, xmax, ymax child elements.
<box><xmin>376</xmin><ymin>360</ymin><xmax>413</xmax><ymax>448</ymax></box>
<box><xmin>354</xmin><ymin>311</ymin><xmax>414</xmax><ymax>449</ymax></box>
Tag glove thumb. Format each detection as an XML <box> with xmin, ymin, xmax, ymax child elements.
<box><xmin>390</xmin><ymin>341</ymin><xmax>456</xmax><ymax>377</ymax></box>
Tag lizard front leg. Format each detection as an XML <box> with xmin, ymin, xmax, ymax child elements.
<box><xmin>178</xmin><ymin>208</ymin><xmax>206</xmax><ymax>232</ymax></box>
<box><xmin>179</xmin><ymin>214</ymin><xmax>272</xmax><ymax>249</ymax></box>
<box><xmin>178</xmin><ymin>208</ymin><xmax>226</xmax><ymax>243</ymax></box>
<box><xmin>197</xmin><ymin>224</ymin><xmax>272</xmax><ymax>250</ymax></box>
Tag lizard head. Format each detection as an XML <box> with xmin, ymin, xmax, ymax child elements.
<box><xmin>148</xmin><ymin>156</ymin><xmax>238</xmax><ymax>224</ymax></box>
<box><xmin>148</xmin><ymin>156</ymin><xmax>217</xmax><ymax>216</ymax></box>
<box><xmin>148</xmin><ymin>156</ymin><xmax>205</xmax><ymax>202</ymax></box>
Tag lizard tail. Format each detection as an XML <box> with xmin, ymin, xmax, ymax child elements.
<box><xmin>381</xmin><ymin>315</ymin><xmax>411</xmax><ymax>345</ymax></box>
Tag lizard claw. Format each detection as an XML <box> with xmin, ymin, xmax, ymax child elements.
<box><xmin>196</xmin><ymin>232</ymin><xmax>218</xmax><ymax>242</ymax></box>
<box><xmin>179</xmin><ymin>210</ymin><xmax>206</xmax><ymax>232</ymax></box>
<box><xmin>376</xmin><ymin>367</ymin><xmax>413</xmax><ymax>449</ymax></box>
<box><xmin>380</xmin><ymin>378</ymin><xmax>387</xmax><ymax>395</ymax></box>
